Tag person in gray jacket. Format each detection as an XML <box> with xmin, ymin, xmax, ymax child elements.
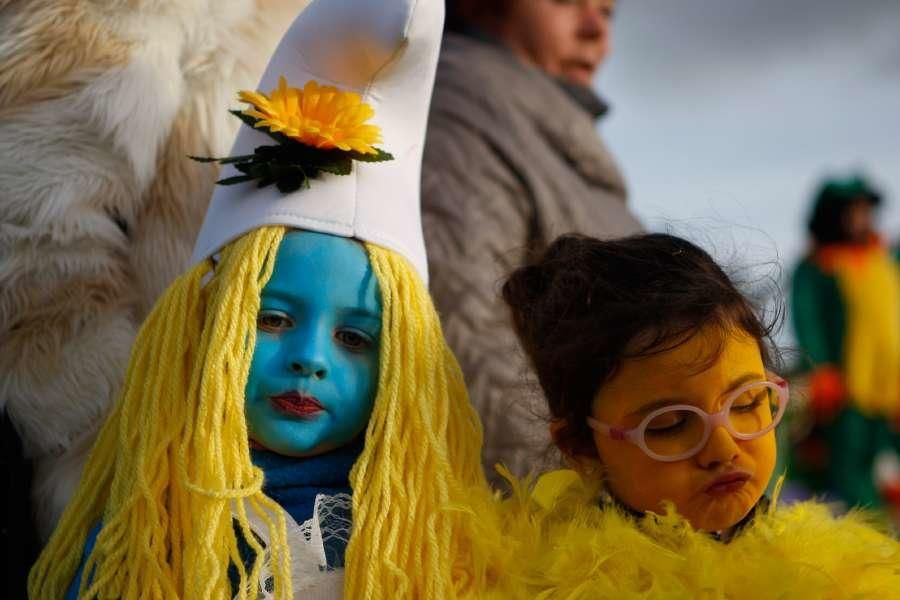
<box><xmin>422</xmin><ymin>0</ymin><xmax>643</xmax><ymax>484</ymax></box>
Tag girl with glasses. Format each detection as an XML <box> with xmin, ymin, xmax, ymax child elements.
<box><xmin>495</xmin><ymin>232</ymin><xmax>899</xmax><ymax>597</ymax></box>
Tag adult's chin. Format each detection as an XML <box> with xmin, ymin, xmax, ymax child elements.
<box><xmin>561</xmin><ymin>68</ymin><xmax>595</xmax><ymax>88</ymax></box>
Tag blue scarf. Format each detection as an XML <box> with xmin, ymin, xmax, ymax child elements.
<box><xmin>251</xmin><ymin>439</ymin><xmax>361</xmax><ymax>569</ymax></box>
<box><xmin>252</xmin><ymin>439</ymin><xmax>361</xmax><ymax>524</ymax></box>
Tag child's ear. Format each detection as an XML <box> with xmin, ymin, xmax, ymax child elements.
<box><xmin>549</xmin><ymin>419</ymin><xmax>604</xmax><ymax>478</ymax></box>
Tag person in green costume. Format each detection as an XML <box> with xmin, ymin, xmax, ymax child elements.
<box><xmin>791</xmin><ymin>174</ymin><xmax>900</xmax><ymax>513</ymax></box>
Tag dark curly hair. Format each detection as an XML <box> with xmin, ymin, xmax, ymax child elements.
<box><xmin>501</xmin><ymin>233</ymin><xmax>780</xmax><ymax>459</ymax></box>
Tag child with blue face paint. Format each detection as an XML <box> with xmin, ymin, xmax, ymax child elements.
<box><xmin>32</xmin><ymin>2</ymin><xmax>493</xmax><ymax>599</ymax></box>
<box><xmin>245</xmin><ymin>232</ymin><xmax>382</xmax><ymax>460</ymax></box>
<box><xmin>242</xmin><ymin>232</ymin><xmax>383</xmax><ymax>573</ymax></box>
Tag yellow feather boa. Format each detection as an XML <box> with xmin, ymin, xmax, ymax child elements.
<box><xmin>466</xmin><ymin>470</ymin><xmax>900</xmax><ymax>599</ymax></box>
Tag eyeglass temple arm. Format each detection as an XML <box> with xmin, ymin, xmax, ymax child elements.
<box><xmin>768</xmin><ymin>371</ymin><xmax>789</xmax><ymax>389</ymax></box>
<box><xmin>586</xmin><ymin>417</ymin><xmax>631</xmax><ymax>441</ymax></box>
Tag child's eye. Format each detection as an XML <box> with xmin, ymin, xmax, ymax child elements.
<box><xmin>645</xmin><ymin>412</ymin><xmax>687</xmax><ymax>436</ymax></box>
<box><xmin>335</xmin><ymin>328</ymin><xmax>374</xmax><ymax>352</ymax></box>
<box><xmin>258</xmin><ymin>311</ymin><xmax>293</xmax><ymax>333</ymax></box>
<box><xmin>731</xmin><ymin>391</ymin><xmax>766</xmax><ymax>413</ymax></box>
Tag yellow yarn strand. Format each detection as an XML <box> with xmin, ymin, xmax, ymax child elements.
<box><xmin>29</xmin><ymin>226</ymin><xmax>289</xmax><ymax>600</ymax></box>
<box><xmin>344</xmin><ymin>244</ymin><xmax>487</xmax><ymax>599</ymax></box>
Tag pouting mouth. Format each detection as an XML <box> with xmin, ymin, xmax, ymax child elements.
<box><xmin>704</xmin><ymin>470</ymin><xmax>752</xmax><ymax>495</ymax></box>
<box><xmin>270</xmin><ymin>392</ymin><xmax>324</xmax><ymax>418</ymax></box>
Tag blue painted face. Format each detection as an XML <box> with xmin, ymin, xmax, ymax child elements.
<box><xmin>244</xmin><ymin>231</ymin><xmax>382</xmax><ymax>457</ymax></box>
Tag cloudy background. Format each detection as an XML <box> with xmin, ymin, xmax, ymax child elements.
<box><xmin>597</xmin><ymin>0</ymin><xmax>900</xmax><ymax>348</ymax></box>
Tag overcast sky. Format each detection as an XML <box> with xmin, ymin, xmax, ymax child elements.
<box><xmin>596</xmin><ymin>0</ymin><xmax>900</xmax><ymax>346</ymax></box>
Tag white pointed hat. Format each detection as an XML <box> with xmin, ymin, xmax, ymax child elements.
<box><xmin>191</xmin><ymin>0</ymin><xmax>443</xmax><ymax>282</ymax></box>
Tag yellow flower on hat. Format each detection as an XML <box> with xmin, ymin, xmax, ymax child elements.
<box><xmin>192</xmin><ymin>76</ymin><xmax>392</xmax><ymax>193</ymax></box>
<box><xmin>239</xmin><ymin>77</ymin><xmax>382</xmax><ymax>154</ymax></box>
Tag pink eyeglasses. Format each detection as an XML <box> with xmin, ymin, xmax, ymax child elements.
<box><xmin>587</xmin><ymin>376</ymin><xmax>789</xmax><ymax>462</ymax></box>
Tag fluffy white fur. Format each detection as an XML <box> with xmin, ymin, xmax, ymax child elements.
<box><xmin>0</xmin><ymin>0</ymin><xmax>306</xmax><ymax>540</ymax></box>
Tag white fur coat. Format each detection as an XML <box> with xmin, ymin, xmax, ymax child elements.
<box><xmin>0</xmin><ymin>0</ymin><xmax>305</xmax><ymax>540</ymax></box>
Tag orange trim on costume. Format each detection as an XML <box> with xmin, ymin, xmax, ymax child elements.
<box><xmin>814</xmin><ymin>235</ymin><xmax>884</xmax><ymax>272</ymax></box>
<box><xmin>808</xmin><ymin>365</ymin><xmax>846</xmax><ymax>417</ymax></box>
<box><xmin>883</xmin><ymin>481</ymin><xmax>900</xmax><ymax>507</ymax></box>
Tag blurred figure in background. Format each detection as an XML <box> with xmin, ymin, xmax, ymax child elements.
<box><xmin>422</xmin><ymin>0</ymin><xmax>642</xmax><ymax>483</ymax></box>
<box><xmin>791</xmin><ymin>175</ymin><xmax>900</xmax><ymax>514</ymax></box>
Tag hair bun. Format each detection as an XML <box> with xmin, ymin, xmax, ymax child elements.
<box><xmin>501</xmin><ymin>235</ymin><xmax>596</xmax><ymax>352</ymax></box>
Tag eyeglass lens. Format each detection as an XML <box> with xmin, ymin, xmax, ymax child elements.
<box><xmin>642</xmin><ymin>384</ymin><xmax>781</xmax><ymax>458</ymax></box>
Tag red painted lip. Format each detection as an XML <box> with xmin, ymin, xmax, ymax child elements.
<box><xmin>270</xmin><ymin>392</ymin><xmax>324</xmax><ymax>418</ymax></box>
<box><xmin>704</xmin><ymin>471</ymin><xmax>752</xmax><ymax>496</ymax></box>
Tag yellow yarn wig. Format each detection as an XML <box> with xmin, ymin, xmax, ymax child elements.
<box><xmin>29</xmin><ymin>226</ymin><xmax>487</xmax><ymax>599</ymax></box>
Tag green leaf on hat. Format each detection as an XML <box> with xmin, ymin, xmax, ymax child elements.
<box><xmin>189</xmin><ymin>111</ymin><xmax>393</xmax><ymax>192</ymax></box>
<box><xmin>349</xmin><ymin>148</ymin><xmax>394</xmax><ymax>163</ymax></box>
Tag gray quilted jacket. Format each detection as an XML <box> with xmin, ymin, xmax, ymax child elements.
<box><xmin>422</xmin><ymin>33</ymin><xmax>643</xmax><ymax>484</ymax></box>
